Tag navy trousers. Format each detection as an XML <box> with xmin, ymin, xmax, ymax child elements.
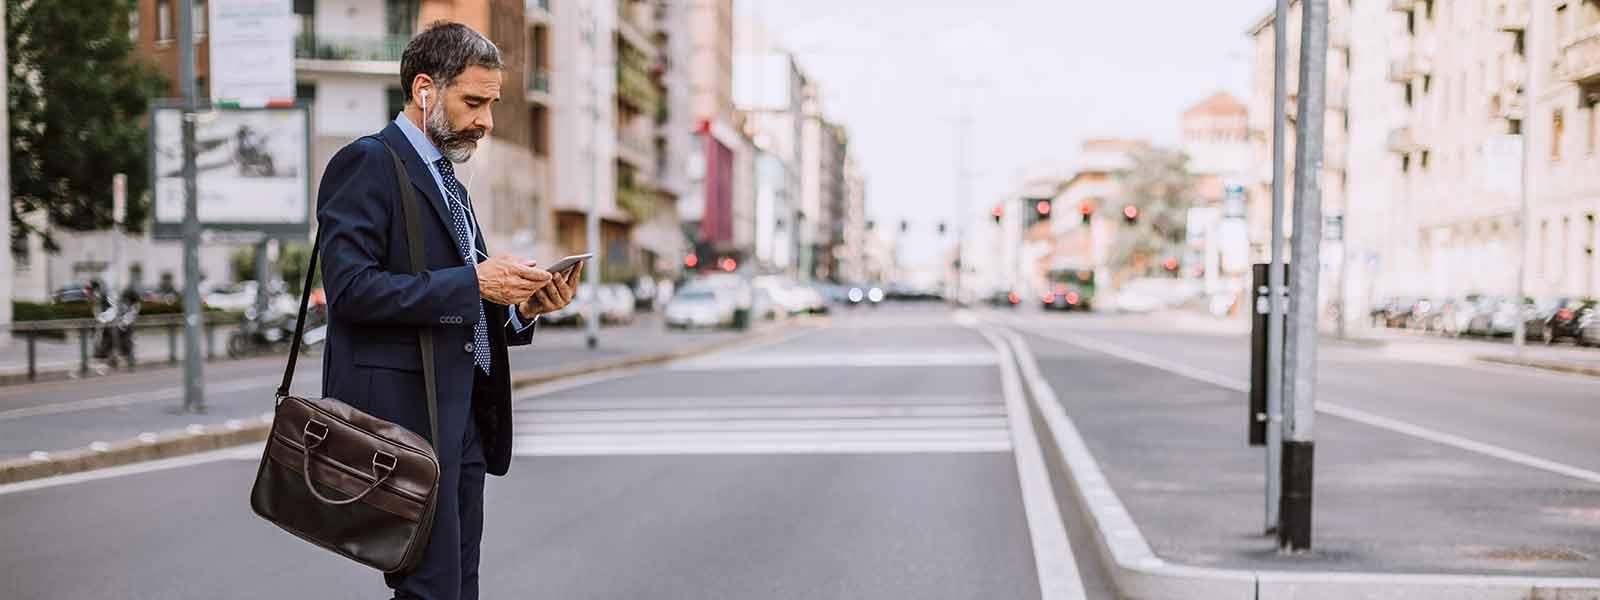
<box><xmin>385</xmin><ymin>371</ymin><xmax>491</xmax><ymax>600</ymax></box>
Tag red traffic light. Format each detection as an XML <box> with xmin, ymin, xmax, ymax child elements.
<box><xmin>992</xmin><ymin>205</ymin><xmax>1004</xmax><ymax>218</ymax></box>
<box><xmin>684</xmin><ymin>254</ymin><xmax>699</xmax><ymax>268</ymax></box>
<box><xmin>1123</xmin><ymin>205</ymin><xmax>1139</xmax><ymax>220</ymax></box>
<box><xmin>1036</xmin><ymin>200</ymin><xmax>1052</xmax><ymax>216</ymax></box>
<box><xmin>1078</xmin><ymin>201</ymin><xmax>1093</xmax><ymax>215</ymax></box>
<box><xmin>1163</xmin><ymin>257</ymin><xmax>1179</xmax><ymax>271</ymax></box>
<box><xmin>719</xmin><ymin>257</ymin><xmax>738</xmax><ymax>272</ymax></box>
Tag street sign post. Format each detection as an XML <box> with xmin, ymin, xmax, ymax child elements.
<box><xmin>1281</xmin><ymin>0</ymin><xmax>1329</xmax><ymax>553</ymax></box>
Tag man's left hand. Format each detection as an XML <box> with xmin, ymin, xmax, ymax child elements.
<box><xmin>518</xmin><ymin>262</ymin><xmax>582</xmax><ymax>319</ymax></box>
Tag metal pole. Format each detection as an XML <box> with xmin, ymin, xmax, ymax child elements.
<box><xmin>178</xmin><ymin>0</ymin><xmax>206</xmax><ymax>412</ymax></box>
<box><xmin>1513</xmin><ymin>14</ymin><xmax>1534</xmax><ymax>351</ymax></box>
<box><xmin>1281</xmin><ymin>0</ymin><xmax>1328</xmax><ymax>553</ymax></box>
<box><xmin>1264</xmin><ymin>0</ymin><xmax>1290</xmax><ymax>535</ymax></box>
<box><xmin>956</xmin><ymin>87</ymin><xmax>972</xmax><ymax>305</ymax></box>
<box><xmin>254</xmin><ymin>238</ymin><xmax>271</xmax><ymax>317</ymax></box>
<box><xmin>584</xmin><ymin>5</ymin><xmax>602</xmax><ymax>350</ymax></box>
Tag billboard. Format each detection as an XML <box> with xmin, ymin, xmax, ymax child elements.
<box><xmin>207</xmin><ymin>0</ymin><xmax>294</xmax><ymax>105</ymax></box>
<box><xmin>150</xmin><ymin>104</ymin><xmax>311</xmax><ymax>239</ymax></box>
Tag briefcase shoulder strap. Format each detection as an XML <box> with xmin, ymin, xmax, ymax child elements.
<box><xmin>277</xmin><ymin>135</ymin><xmax>441</xmax><ymax>449</ymax></box>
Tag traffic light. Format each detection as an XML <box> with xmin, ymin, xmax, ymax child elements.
<box><xmin>900</xmin><ymin>220</ymin><xmax>909</xmax><ymax>233</ymax></box>
<box><xmin>991</xmin><ymin>205</ymin><xmax>1003</xmax><ymax>224</ymax></box>
<box><xmin>1122</xmin><ymin>204</ymin><xmax>1140</xmax><ymax>224</ymax></box>
<box><xmin>1079</xmin><ymin>201</ymin><xmax>1093</xmax><ymax>225</ymax></box>
<box><xmin>1034</xmin><ymin>199</ymin><xmax>1052</xmax><ymax>221</ymax></box>
<box><xmin>938</xmin><ymin>222</ymin><xmax>947</xmax><ymax>236</ymax></box>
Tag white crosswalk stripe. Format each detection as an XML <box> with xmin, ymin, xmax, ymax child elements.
<box><xmin>512</xmin><ymin>393</ymin><xmax>1011</xmax><ymax>456</ymax></box>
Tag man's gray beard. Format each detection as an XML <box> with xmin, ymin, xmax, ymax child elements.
<box><xmin>425</xmin><ymin>98</ymin><xmax>483</xmax><ymax>163</ymax></box>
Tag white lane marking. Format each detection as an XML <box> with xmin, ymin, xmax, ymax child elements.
<box><xmin>0</xmin><ymin>373</ymin><xmax>321</xmax><ymax>422</ymax></box>
<box><xmin>1022</xmin><ymin>325</ymin><xmax>1600</xmax><ymax>487</ymax></box>
<box><xmin>517</xmin><ymin>404</ymin><xmax>1005</xmax><ymax>422</ymax></box>
<box><xmin>514</xmin><ymin>438</ymin><xmax>1010</xmax><ymax>456</ymax></box>
<box><xmin>0</xmin><ymin>445</ymin><xmax>260</xmax><ymax>496</ymax></box>
<box><xmin>976</xmin><ymin>326</ymin><xmax>1087</xmax><ymax>600</ymax></box>
<box><xmin>515</xmin><ymin>416</ymin><xmax>1009</xmax><ymax>434</ymax></box>
<box><xmin>517</xmin><ymin>394</ymin><xmax>999</xmax><ymax>411</ymax></box>
<box><xmin>666</xmin><ymin>351</ymin><xmax>998</xmax><ymax>370</ymax></box>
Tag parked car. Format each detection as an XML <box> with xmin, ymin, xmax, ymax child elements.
<box><xmin>988</xmin><ymin>289</ymin><xmax>1022</xmax><ymax>308</ymax></box>
<box><xmin>1546</xmin><ymin>299</ymin><xmax>1597</xmax><ymax>344</ymax></box>
<box><xmin>541</xmin><ymin>283</ymin><xmax>593</xmax><ymax>325</ymax></box>
<box><xmin>50</xmin><ymin>282</ymin><xmax>96</xmax><ymax>304</ymax></box>
<box><xmin>600</xmin><ymin>284</ymin><xmax>637</xmax><ymax>324</ymax></box>
<box><xmin>664</xmin><ymin>288</ymin><xmax>734</xmax><ymax>329</ymax></box>
<box><xmin>1580</xmin><ymin>306</ymin><xmax>1600</xmax><ymax>347</ymax></box>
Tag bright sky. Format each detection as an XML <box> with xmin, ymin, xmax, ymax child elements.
<box><xmin>740</xmin><ymin>0</ymin><xmax>1264</xmax><ymax>266</ymax></box>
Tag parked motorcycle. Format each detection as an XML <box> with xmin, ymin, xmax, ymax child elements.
<box><xmin>227</xmin><ymin>307</ymin><xmax>297</xmax><ymax>358</ymax></box>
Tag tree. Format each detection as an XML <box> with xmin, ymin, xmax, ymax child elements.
<box><xmin>1104</xmin><ymin>147</ymin><xmax>1195</xmax><ymax>278</ymax></box>
<box><xmin>9</xmin><ymin>0</ymin><xmax>166</xmax><ymax>249</ymax></box>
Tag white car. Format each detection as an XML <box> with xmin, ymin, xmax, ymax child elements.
<box><xmin>664</xmin><ymin>288</ymin><xmax>734</xmax><ymax>329</ymax></box>
<box><xmin>599</xmin><ymin>284</ymin><xmax>637</xmax><ymax>324</ymax></box>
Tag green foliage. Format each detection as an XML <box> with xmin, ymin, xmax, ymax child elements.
<box><xmin>229</xmin><ymin>247</ymin><xmax>257</xmax><ymax>282</ymax></box>
<box><xmin>8</xmin><ymin>0</ymin><xmax>167</xmax><ymax>248</ymax></box>
<box><xmin>277</xmin><ymin>242</ymin><xmax>320</xmax><ymax>295</ymax></box>
<box><xmin>1105</xmin><ymin>147</ymin><xmax>1195</xmax><ymax>277</ymax></box>
<box><xmin>11</xmin><ymin>299</ymin><xmax>211</xmax><ymax>322</ymax></box>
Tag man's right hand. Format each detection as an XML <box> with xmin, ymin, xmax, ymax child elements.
<box><xmin>475</xmin><ymin>254</ymin><xmax>552</xmax><ymax>306</ymax></box>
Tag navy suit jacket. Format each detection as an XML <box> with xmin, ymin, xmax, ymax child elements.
<box><xmin>316</xmin><ymin>122</ymin><xmax>533</xmax><ymax>476</ymax></box>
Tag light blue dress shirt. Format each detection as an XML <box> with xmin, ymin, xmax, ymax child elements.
<box><xmin>393</xmin><ymin>113</ymin><xmax>537</xmax><ymax>333</ymax></box>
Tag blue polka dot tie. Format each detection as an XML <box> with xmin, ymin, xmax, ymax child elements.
<box><xmin>434</xmin><ymin>157</ymin><xmax>492</xmax><ymax>375</ymax></box>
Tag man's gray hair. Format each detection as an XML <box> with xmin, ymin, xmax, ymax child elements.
<box><xmin>400</xmin><ymin>21</ymin><xmax>504</xmax><ymax>102</ymax></box>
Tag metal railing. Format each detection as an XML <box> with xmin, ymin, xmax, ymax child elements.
<box><xmin>295</xmin><ymin>32</ymin><xmax>408</xmax><ymax>63</ymax></box>
<box><xmin>3</xmin><ymin>313</ymin><xmax>245</xmax><ymax>382</ymax></box>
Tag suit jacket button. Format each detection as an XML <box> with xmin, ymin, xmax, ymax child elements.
<box><xmin>464</xmin><ymin>342</ymin><xmax>475</xmax><ymax>353</ymax></box>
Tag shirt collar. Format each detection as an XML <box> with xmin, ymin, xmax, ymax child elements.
<box><xmin>393</xmin><ymin>113</ymin><xmax>443</xmax><ymax>165</ymax></box>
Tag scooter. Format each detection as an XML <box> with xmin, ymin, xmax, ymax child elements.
<box><xmin>227</xmin><ymin>307</ymin><xmax>297</xmax><ymax>358</ymax></box>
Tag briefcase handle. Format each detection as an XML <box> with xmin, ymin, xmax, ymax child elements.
<box><xmin>298</xmin><ymin>420</ymin><xmax>398</xmax><ymax>506</ymax></box>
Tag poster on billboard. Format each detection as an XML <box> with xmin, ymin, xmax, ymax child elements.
<box><xmin>150</xmin><ymin>104</ymin><xmax>311</xmax><ymax>239</ymax></box>
<box><xmin>207</xmin><ymin>0</ymin><xmax>294</xmax><ymax>105</ymax></box>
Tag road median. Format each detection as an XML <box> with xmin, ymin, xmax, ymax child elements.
<box><xmin>0</xmin><ymin>322</ymin><xmax>804</xmax><ymax>486</ymax></box>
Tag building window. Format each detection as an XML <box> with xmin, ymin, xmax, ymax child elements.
<box><xmin>1405</xmin><ymin>83</ymin><xmax>1414</xmax><ymax>107</ymax></box>
<box><xmin>386</xmin><ymin>0</ymin><xmax>419</xmax><ymax>37</ymax></box>
<box><xmin>129</xmin><ymin>6</ymin><xmax>140</xmax><ymax>43</ymax></box>
<box><xmin>157</xmin><ymin>0</ymin><xmax>173</xmax><ymax>42</ymax></box>
<box><xmin>295</xmin><ymin>82</ymin><xmax>316</xmax><ymax>101</ymax></box>
<box><xmin>531</xmin><ymin>105</ymin><xmax>550</xmax><ymax>156</ymax></box>
<box><xmin>1401</xmin><ymin>154</ymin><xmax>1411</xmax><ymax>173</ymax></box>
<box><xmin>1420</xmin><ymin>150</ymin><xmax>1431</xmax><ymax>170</ymax></box>
<box><xmin>193</xmin><ymin>0</ymin><xmax>207</xmax><ymax>40</ymax></box>
<box><xmin>1553</xmin><ymin>109</ymin><xmax>1566</xmax><ymax>161</ymax></box>
<box><xmin>1589</xmin><ymin>104</ymin><xmax>1598</xmax><ymax>155</ymax></box>
<box><xmin>387</xmin><ymin>87</ymin><xmax>405</xmax><ymax>120</ymax></box>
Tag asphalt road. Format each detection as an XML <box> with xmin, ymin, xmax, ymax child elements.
<box><xmin>0</xmin><ymin>305</ymin><xmax>1093</xmax><ymax>599</ymax></box>
<box><xmin>0</xmin><ymin>315</ymin><xmax>738</xmax><ymax>460</ymax></box>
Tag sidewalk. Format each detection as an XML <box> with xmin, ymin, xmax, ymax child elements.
<box><xmin>1149</xmin><ymin>308</ymin><xmax>1600</xmax><ymax>378</ymax></box>
<box><xmin>0</xmin><ymin>314</ymin><xmax>789</xmax><ymax>483</ymax></box>
<box><xmin>0</xmin><ymin>323</ymin><xmax>244</xmax><ymax>384</ymax></box>
<box><xmin>1005</xmin><ymin>327</ymin><xmax>1600</xmax><ymax>599</ymax></box>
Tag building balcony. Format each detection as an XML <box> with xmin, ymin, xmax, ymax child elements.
<box><xmin>1489</xmin><ymin>86</ymin><xmax>1524</xmax><ymax>120</ymax></box>
<box><xmin>1493</xmin><ymin>0</ymin><xmax>1528</xmax><ymax>32</ymax></box>
<box><xmin>615</xmin><ymin>1</ymin><xmax>655</xmax><ymax>57</ymax></box>
<box><xmin>294</xmin><ymin>32</ymin><xmax>406</xmax><ymax>70</ymax></box>
<box><xmin>616</xmin><ymin>60</ymin><xmax>662</xmax><ymax>113</ymax></box>
<box><xmin>1330</xmin><ymin>18</ymin><xmax>1351</xmax><ymax>50</ymax></box>
<box><xmin>525</xmin><ymin>0</ymin><xmax>551</xmax><ymax>23</ymax></box>
<box><xmin>1387</xmin><ymin>127</ymin><xmax>1423</xmax><ymax>154</ymax></box>
<box><xmin>1388</xmin><ymin>53</ymin><xmax>1431</xmax><ymax>83</ymax></box>
<box><xmin>616</xmin><ymin>184</ymin><xmax>657</xmax><ymax>224</ymax></box>
<box><xmin>525</xmin><ymin>68</ymin><xmax>550</xmax><ymax>105</ymax></box>
<box><xmin>1558</xmin><ymin>24</ymin><xmax>1600</xmax><ymax>83</ymax></box>
<box><xmin>616</xmin><ymin>125</ymin><xmax>655</xmax><ymax>168</ymax></box>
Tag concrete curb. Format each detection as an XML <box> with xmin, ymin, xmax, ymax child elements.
<box><xmin>0</xmin><ymin>324</ymin><xmax>801</xmax><ymax>486</ymax></box>
<box><xmin>997</xmin><ymin>327</ymin><xmax>1600</xmax><ymax>600</ymax></box>
<box><xmin>1478</xmin><ymin>354</ymin><xmax>1600</xmax><ymax>378</ymax></box>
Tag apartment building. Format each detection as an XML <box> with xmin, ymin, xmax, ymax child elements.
<box><xmin>1532</xmin><ymin>0</ymin><xmax>1600</xmax><ymax>298</ymax></box>
<box><xmin>1249</xmin><ymin>0</ymin><xmax>1408</xmax><ymax>327</ymax></box>
<box><xmin>735</xmin><ymin>48</ymin><xmax>808</xmax><ymax>274</ymax></box>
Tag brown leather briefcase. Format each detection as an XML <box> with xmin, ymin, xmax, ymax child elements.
<box><xmin>250</xmin><ymin>137</ymin><xmax>443</xmax><ymax>573</ymax></box>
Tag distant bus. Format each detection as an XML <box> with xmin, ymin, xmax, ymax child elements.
<box><xmin>1043</xmin><ymin>266</ymin><xmax>1096</xmax><ymax>311</ymax></box>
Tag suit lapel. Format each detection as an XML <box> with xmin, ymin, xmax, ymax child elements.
<box><xmin>380</xmin><ymin>123</ymin><xmax>456</xmax><ymax>245</ymax></box>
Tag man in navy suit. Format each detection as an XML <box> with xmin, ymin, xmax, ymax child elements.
<box><xmin>316</xmin><ymin>21</ymin><xmax>580</xmax><ymax>600</ymax></box>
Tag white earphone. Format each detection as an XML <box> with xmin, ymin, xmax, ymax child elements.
<box><xmin>419</xmin><ymin>88</ymin><xmax>429</xmax><ymax>112</ymax></box>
